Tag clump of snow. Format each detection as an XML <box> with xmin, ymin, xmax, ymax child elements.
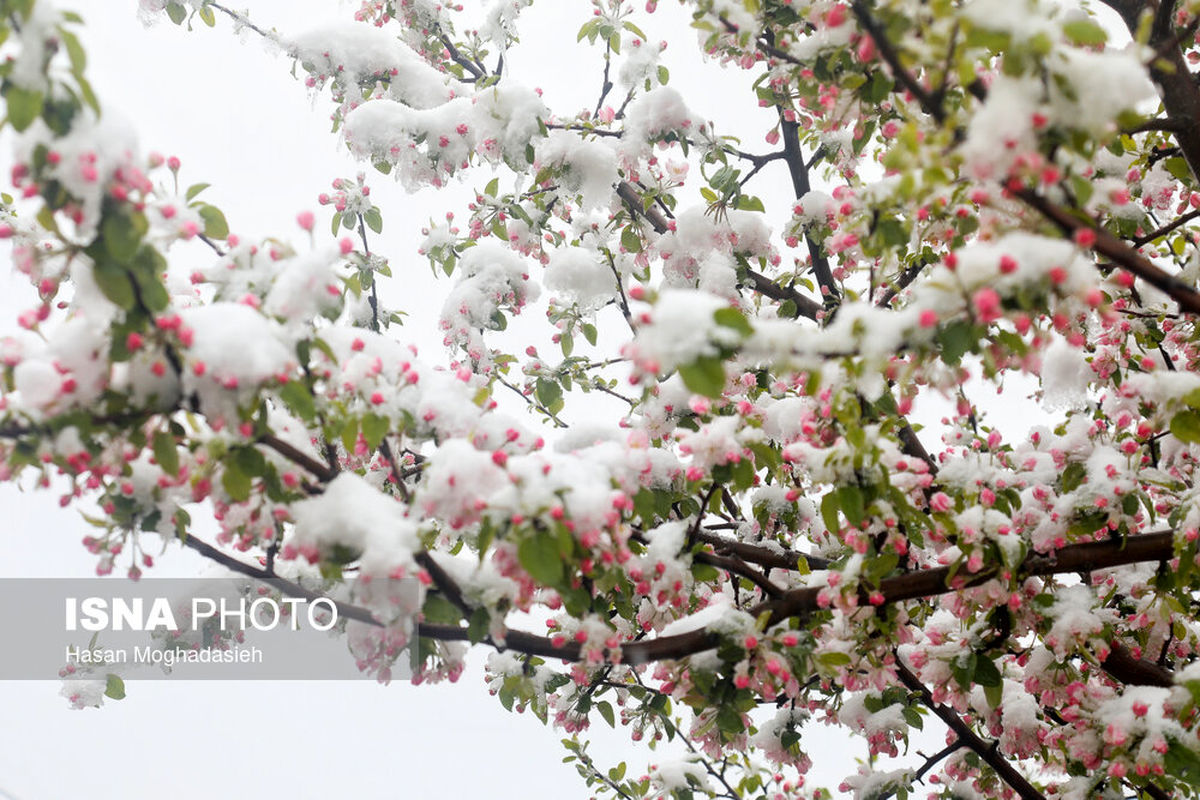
<box><xmin>418</xmin><ymin>438</ymin><xmax>511</xmax><ymax>528</ymax></box>
<box><xmin>180</xmin><ymin>303</ymin><xmax>296</xmax><ymax>409</ymax></box>
<box><xmin>961</xmin><ymin>0</ymin><xmax>1057</xmax><ymax>41</ymax></box>
<box><xmin>543</xmin><ymin>247</ymin><xmax>618</xmax><ymax>311</ymax></box>
<box><xmin>289</xmin><ymin>472</ymin><xmax>418</xmax><ymax>574</ymax></box>
<box><xmin>795</xmin><ymin>190</ymin><xmax>833</xmax><ymax>226</ymax></box>
<box><xmin>14</xmin><ymin>111</ymin><xmax>139</xmax><ymax>239</ymax></box>
<box><xmin>342</xmin><ymin>84</ymin><xmax>546</xmax><ymax>189</ymax></box>
<box><xmin>1048</xmin><ymin>48</ymin><xmax>1155</xmax><ymax>136</ymax></box>
<box><xmin>618</xmin><ymin>38</ymin><xmax>667</xmax><ymax>89</ymax></box>
<box><xmin>650</xmin><ymin>758</ymin><xmax>711</xmax><ymax>794</ymax></box>
<box><xmin>619</xmin><ymin>87</ymin><xmax>698</xmax><ymax>165</ymax></box>
<box><xmin>480</xmin><ymin>0</ymin><xmax>534</xmax><ymax>48</ymax></box>
<box><xmin>626</xmin><ymin>289</ymin><xmax>742</xmax><ymax>377</ymax></box>
<box><xmin>1040</xmin><ymin>336</ymin><xmax>1091</xmax><ymax>410</ymax></box>
<box><xmin>535</xmin><ymin>130</ymin><xmax>619</xmax><ymax>211</ymax></box>
<box><xmin>439</xmin><ymin>240</ymin><xmax>540</xmax><ymax>360</ymax></box>
<box><xmin>292</xmin><ymin>23</ymin><xmax>459</xmax><ymax>110</ymax></box>
<box><xmin>263</xmin><ymin>245</ymin><xmax>347</xmax><ymax>326</ymax></box>
<box><xmin>959</xmin><ymin>76</ymin><xmax>1041</xmax><ymax>180</ymax></box>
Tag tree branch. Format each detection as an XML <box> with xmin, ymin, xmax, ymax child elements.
<box><xmin>895</xmin><ymin>658</ymin><xmax>1046</xmax><ymax>800</ymax></box>
<box><xmin>1015</xmin><ymin>188</ymin><xmax>1200</xmax><ymax>314</ymax></box>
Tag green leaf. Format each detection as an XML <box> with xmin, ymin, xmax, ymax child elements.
<box><xmin>1062</xmin><ymin>19</ymin><xmax>1107</xmax><ymax>46</ymax></box>
<box><xmin>92</xmin><ymin>261</ymin><xmax>136</xmax><ymax>310</ymax></box>
<box><xmin>76</xmin><ymin>74</ymin><xmax>100</xmax><ymax>115</ymax></box>
<box><xmin>1165</xmin><ymin>740</ymin><xmax>1200</xmax><ymax>786</ymax></box>
<box><xmin>620</xmin><ymin>226</ymin><xmax>642</xmax><ymax>253</ymax></box>
<box><xmin>197</xmin><ymin>204</ymin><xmax>229</xmax><ymax>239</ymax></box>
<box><xmin>185</xmin><ymin>183</ymin><xmax>210</xmax><ymax>202</ymax></box>
<box><xmin>5</xmin><ymin>86</ymin><xmax>43</xmax><ymax>132</ymax></box>
<box><xmin>837</xmin><ymin>485</ymin><xmax>866</xmax><ymax>528</ymax></box>
<box><xmin>517</xmin><ymin>531</ymin><xmax>563</xmax><ymax>586</ymax></box>
<box><xmin>104</xmin><ymin>673</ymin><xmax>126</xmax><ymax>700</ymax></box>
<box><xmin>362</xmin><ymin>412</ymin><xmax>389</xmax><ymax>450</ymax></box>
<box><xmin>102</xmin><ymin>209</ymin><xmax>148</xmax><ymax>264</ymax></box>
<box><xmin>716</xmin><ymin>704</ymin><xmax>743</xmax><ymax>734</ymax></box>
<box><xmin>713</xmin><ymin>307</ymin><xmax>753</xmax><ymax>337</ymax></box>
<box><xmin>820</xmin><ymin>492</ymin><xmax>841</xmax><ymax>534</ymax></box>
<box><xmin>936</xmin><ymin>320</ymin><xmax>974</xmax><ymax>366</ymax></box>
<box><xmin>1172</xmin><ymin>410</ymin><xmax>1200</xmax><ymax>444</ymax></box>
<box><xmin>1060</xmin><ymin>461</ymin><xmax>1087</xmax><ymax>493</ymax></box>
<box><xmin>364</xmin><ymin>207</ymin><xmax>383</xmax><ymax>234</ymax></box>
<box><xmin>734</xmin><ymin>194</ymin><xmax>765</xmax><ymax>212</ymax></box>
<box><xmin>166</xmin><ymin>2</ymin><xmax>187</xmax><ymax>24</ymax></box>
<box><xmin>1165</xmin><ymin>157</ymin><xmax>1193</xmax><ymax>185</ymax></box>
<box><xmin>197</xmin><ymin>4</ymin><xmax>215</xmax><ymax>26</ymax></box>
<box><xmin>678</xmin><ymin>356</ymin><xmax>725</xmax><ymax>398</ymax></box>
<box><xmin>535</xmin><ymin>378</ymin><xmax>563</xmax><ymax>409</ymax></box>
<box><xmin>467</xmin><ymin>607</ymin><xmax>490</xmax><ymax>644</ymax></box>
<box><xmin>581</xmin><ymin>323</ymin><xmax>598</xmax><ymax>346</ymax></box>
<box><xmin>59</xmin><ymin>28</ymin><xmax>87</xmax><ymax>74</ymax></box>
<box><xmin>152</xmin><ymin>431</ymin><xmax>179</xmax><ymax>477</ymax></box>
<box><xmin>222</xmin><ymin>458</ymin><xmax>252</xmax><ymax>502</ymax></box>
<box><xmin>597</xmin><ymin>700</ymin><xmax>616</xmax><ymax>728</ymax></box>
<box><xmin>973</xmin><ymin>655</ymin><xmax>1002</xmax><ymax>688</ymax></box>
<box><xmin>340</xmin><ymin>418</ymin><xmax>359</xmax><ymax>453</ymax></box>
<box><xmin>129</xmin><ymin>246</ymin><xmax>169</xmax><ymax>311</ymax></box>
<box><xmin>817</xmin><ymin>651</ymin><xmax>851</xmax><ymax>667</ymax></box>
<box><xmin>278</xmin><ymin>381</ymin><xmax>316</xmax><ymax>422</ymax></box>
<box><xmin>330</xmin><ymin>212</ymin><xmax>341</xmax><ymax>236</ymax></box>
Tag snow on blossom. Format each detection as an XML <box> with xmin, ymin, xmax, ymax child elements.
<box><xmin>290</xmin><ymin>22</ymin><xmax>459</xmax><ymax>110</ymax></box>
<box><xmin>543</xmin><ymin>246</ymin><xmax>619</xmax><ymax>310</ymax></box>
<box><xmin>1119</xmin><ymin>370</ymin><xmax>1200</xmax><ymax>407</ymax></box>
<box><xmin>959</xmin><ymin>76</ymin><xmax>1042</xmax><ymax>180</ymax></box>
<box><xmin>655</xmin><ymin>208</ymin><xmax>773</xmax><ymax>297</ymax></box>
<box><xmin>658</xmin><ymin>593</ymin><xmax>750</xmax><ymax>637</ymax></box>
<box><xmin>60</xmin><ymin>678</ymin><xmax>109</xmax><ymax>710</ymax></box>
<box><xmin>749</xmin><ymin>707</ymin><xmax>811</xmax><ymax>766</ymax></box>
<box><xmin>469</xmin><ymin>83</ymin><xmax>548</xmax><ymax>167</ymax></box>
<box><xmin>9</xmin><ymin>2</ymin><xmax>64</xmax><ymax>92</ymax></box>
<box><xmin>838</xmin><ymin>692</ymin><xmax>908</xmax><ymax>740</ymax></box>
<box><xmin>418</xmin><ymin>438</ymin><xmax>511</xmax><ymax>528</ymax></box>
<box><xmin>479</xmin><ymin>0</ymin><xmax>534</xmax><ymax>48</ymax></box>
<box><xmin>179</xmin><ymin>303</ymin><xmax>295</xmax><ymax>407</ymax></box>
<box><xmin>760</xmin><ymin>396</ymin><xmax>819</xmax><ymax>444</ymax></box>
<box><xmin>1045</xmin><ymin>584</ymin><xmax>1115</xmax><ymax>657</ymax></box>
<box><xmin>14</xmin><ymin>110</ymin><xmax>139</xmax><ymax>238</ymax></box>
<box><xmin>953</xmin><ymin>505</ymin><xmax>1022</xmax><ymax>564</ymax></box>
<box><xmin>626</xmin><ymin>289</ymin><xmax>739</xmax><ymax>376</ymax></box>
<box><xmin>837</xmin><ymin>766</ymin><xmax>918</xmax><ymax>800</ymax></box>
<box><xmin>650</xmin><ymin>758</ymin><xmax>712</xmax><ymax>794</ymax></box>
<box><xmin>263</xmin><ymin>245</ymin><xmax>347</xmax><ymax>326</ymax></box>
<box><xmin>618</xmin><ymin>37</ymin><xmax>667</xmax><ymax>89</ymax></box>
<box><xmin>961</xmin><ymin>0</ymin><xmax>1058</xmax><ymax>42</ymax></box>
<box><xmin>340</xmin><ymin>78</ymin><xmax>545</xmax><ymax>188</ymax></box>
<box><xmin>619</xmin><ymin>87</ymin><xmax>697</xmax><ymax>164</ymax></box>
<box><xmin>536</xmin><ymin>130</ymin><xmax>619</xmax><ymax>211</ymax></box>
<box><xmin>1048</xmin><ymin>47</ymin><xmax>1155</xmax><ymax>136</ymax></box>
<box><xmin>678</xmin><ymin>416</ymin><xmax>748</xmax><ymax>470</ymax></box>
<box><xmin>289</xmin><ymin>472</ymin><xmax>417</xmax><ymax>573</ymax></box>
<box><xmin>1040</xmin><ymin>336</ymin><xmax>1091</xmax><ymax>411</ymax></box>
<box><xmin>795</xmin><ymin>190</ymin><xmax>833</xmax><ymax>226</ymax></box>
<box><xmin>439</xmin><ymin>239</ymin><xmax>540</xmax><ymax>356</ymax></box>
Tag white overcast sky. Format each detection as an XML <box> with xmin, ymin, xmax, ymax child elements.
<box><xmin>0</xmin><ymin>1</ymin><xmax>1062</xmax><ymax>797</ymax></box>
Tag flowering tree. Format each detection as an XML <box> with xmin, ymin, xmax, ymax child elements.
<box><xmin>7</xmin><ymin>0</ymin><xmax>1200</xmax><ymax>795</ymax></box>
